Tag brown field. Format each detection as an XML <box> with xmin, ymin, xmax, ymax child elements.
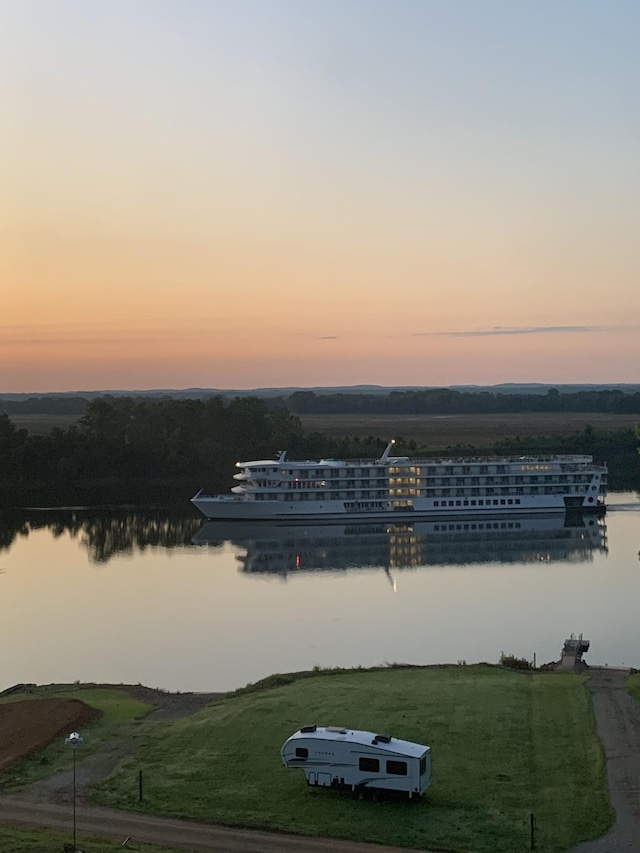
<box><xmin>299</xmin><ymin>412</ymin><xmax>640</xmax><ymax>449</ymax></box>
<box><xmin>0</xmin><ymin>698</ymin><xmax>100</xmax><ymax>769</ymax></box>
<box><xmin>8</xmin><ymin>411</ymin><xmax>640</xmax><ymax>447</ymax></box>
<box><xmin>8</xmin><ymin>414</ymin><xmax>82</xmax><ymax>435</ymax></box>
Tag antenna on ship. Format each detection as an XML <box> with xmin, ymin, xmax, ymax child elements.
<box><xmin>380</xmin><ymin>440</ymin><xmax>396</xmax><ymax>462</ymax></box>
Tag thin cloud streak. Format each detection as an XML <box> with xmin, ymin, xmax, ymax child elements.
<box><xmin>414</xmin><ymin>325</ymin><xmax>620</xmax><ymax>338</ymax></box>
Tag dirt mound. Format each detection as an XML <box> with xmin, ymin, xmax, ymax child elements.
<box><xmin>0</xmin><ymin>698</ymin><xmax>100</xmax><ymax>770</ymax></box>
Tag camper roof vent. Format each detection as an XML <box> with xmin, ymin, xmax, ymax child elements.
<box><xmin>326</xmin><ymin>726</ymin><xmax>348</xmax><ymax>734</ymax></box>
<box><xmin>373</xmin><ymin>733</ymin><xmax>392</xmax><ymax>744</ymax></box>
<box><xmin>300</xmin><ymin>724</ymin><xmax>317</xmax><ymax>733</ymax></box>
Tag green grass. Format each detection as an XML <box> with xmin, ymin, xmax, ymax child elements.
<box><xmin>0</xmin><ymin>686</ymin><xmax>154</xmax><ymax>791</ymax></box>
<box><xmin>93</xmin><ymin>666</ymin><xmax>610</xmax><ymax>852</ymax></box>
<box><xmin>627</xmin><ymin>673</ymin><xmax>640</xmax><ymax>706</ymax></box>
<box><xmin>0</xmin><ymin>825</ymin><xmax>191</xmax><ymax>853</ymax></box>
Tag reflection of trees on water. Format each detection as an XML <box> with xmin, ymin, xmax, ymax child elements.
<box><xmin>0</xmin><ymin>511</ymin><xmax>203</xmax><ymax>564</ymax></box>
<box><xmin>0</xmin><ymin>514</ymin><xmax>29</xmax><ymax>554</ymax></box>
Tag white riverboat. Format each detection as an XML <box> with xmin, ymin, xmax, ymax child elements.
<box><xmin>191</xmin><ymin>441</ymin><xmax>607</xmax><ymax>522</ymax></box>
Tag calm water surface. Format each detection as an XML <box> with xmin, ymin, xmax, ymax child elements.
<box><xmin>1</xmin><ymin>492</ymin><xmax>639</xmax><ymax>692</ymax></box>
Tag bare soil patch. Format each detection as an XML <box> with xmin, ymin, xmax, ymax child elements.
<box><xmin>299</xmin><ymin>412</ymin><xmax>640</xmax><ymax>448</ymax></box>
<box><xmin>0</xmin><ymin>698</ymin><xmax>100</xmax><ymax>770</ymax></box>
<box><xmin>6</xmin><ymin>684</ymin><xmax>223</xmax><ymax>804</ymax></box>
<box><xmin>123</xmin><ymin>684</ymin><xmax>224</xmax><ymax>721</ymax></box>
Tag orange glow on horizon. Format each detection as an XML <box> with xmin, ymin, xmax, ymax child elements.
<box><xmin>3</xmin><ymin>2</ymin><xmax>639</xmax><ymax>392</ymax></box>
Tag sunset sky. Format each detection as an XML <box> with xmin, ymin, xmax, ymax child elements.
<box><xmin>2</xmin><ymin>0</ymin><xmax>639</xmax><ymax>392</ymax></box>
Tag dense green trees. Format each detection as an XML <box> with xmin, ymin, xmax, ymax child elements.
<box><xmin>0</xmin><ymin>400</ymin><xmax>639</xmax><ymax>507</ymax></box>
<box><xmin>0</xmin><ymin>398</ymin><xmax>304</xmax><ymax>505</ymax></box>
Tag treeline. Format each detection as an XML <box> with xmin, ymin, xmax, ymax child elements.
<box><xmin>1</xmin><ymin>397</ymin><xmax>639</xmax><ymax>507</ymax></box>
<box><xmin>0</xmin><ymin>397</ymin><xmax>391</xmax><ymax>506</ymax></box>
<box><xmin>0</xmin><ymin>397</ymin><xmax>301</xmax><ymax>504</ymax></box>
<box><xmin>283</xmin><ymin>388</ymin><xmax>640</xmax><ymax>414</ymax></box>
<box><xmin>5</xmin><ymin>387</ymin><xmax>640</xmax><ymax>416</ymax></box>
<box><xmin>0</xmin><ymin>396</ymin><xmax>90</xmax><ymax>415</ymax></box>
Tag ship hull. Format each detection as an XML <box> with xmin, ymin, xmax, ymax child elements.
<box><xmin>191</xmin><ymin>494</ymin><xmax>604</xmax><ymax>522</ymax></box>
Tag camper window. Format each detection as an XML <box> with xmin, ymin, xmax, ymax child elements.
<box><xmin>359</xmin><ymin>757</ymin><xmax>380</xmax><ymax>772</ymax></box>
<box><xmin>295</xmin><ymin>747</ymin><xmax>309</xmax><ymax>759</ymax></box>
<box><xmin>420</xmin><ymin>754</ymin><xmax>427</xmax><ymax>775</ymax></box>
<box><xmin>386</xmin><ymin>760</ymin><xmax>408</xmax><ymax>776</ymax></box>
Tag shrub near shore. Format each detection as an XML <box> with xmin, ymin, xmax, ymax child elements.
<box><xmin>627</xmin><ymin>673</ymin><xmax>640</xmax><ymax>705</ymax></box>
<box><xmin>94</xmin><ymin>665</ymin><xmax>609</xmax><ymax>853</ymax></box>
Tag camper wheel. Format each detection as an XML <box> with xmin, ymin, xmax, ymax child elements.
<box><xmin>356</xmin><ymin>786</ymin><xmax>379</xmax><ymax>802</ymax></box>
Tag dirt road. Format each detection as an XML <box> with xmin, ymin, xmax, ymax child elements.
<box><xmin>571</xmin><ymin>668</ymin><xmax>640</xmax><ymax>852</ymax></box>
<box><xmin>0</xmin><ymin>796</ymin><xmax>429</xmax><ymax>853</ymax></box>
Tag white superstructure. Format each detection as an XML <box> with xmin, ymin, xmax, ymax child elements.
<box><xmin>192</xmin><ymin>441</ymin><xmax>607</xmax><ymax>522</ymax></box>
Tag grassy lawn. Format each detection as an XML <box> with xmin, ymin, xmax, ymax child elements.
<box><xmin>627</xmin><ymin>673</ymin><xmax>640</xmax><ymax>706</ymax></box>
<box><xmin>0</xmin><ymin>686</ymin><xmax>154</xmax><ymax>791</ymax></box>
<box><xmin>0</xmin><ymin>826</ymin><xmax>189</xmax><ymax>853</ymax></box>
<box><xmin>93</xmin><ymin>666</ymin><xmax>610</xmax><ymax>852</ymax></box>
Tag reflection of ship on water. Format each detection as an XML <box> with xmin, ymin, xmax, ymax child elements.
<box><xmin>192</xmin><ymin>513</ymin><xmax>608</xmax><ymax>578</ymax></box>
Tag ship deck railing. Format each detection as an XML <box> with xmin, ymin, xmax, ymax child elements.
<box><xmin>315</xmin><ymin>455</ymin><xmax>604</xmax><ymax>466</ymax></box>
<box><xmin>194</xmin><ymin>493</ymin><xmax>253</xmax><ymax>501</ymax></box>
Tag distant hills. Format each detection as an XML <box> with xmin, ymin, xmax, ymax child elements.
<box><xmin>2</xmin><ymin>383</ymin><xmax>640</xmax><ymax>402</ymax></box>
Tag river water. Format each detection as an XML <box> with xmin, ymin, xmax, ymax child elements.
<box><xmin>1</xmin><ymin>492</ymin><xmax>638</xmax><ymax>693</ymax></box>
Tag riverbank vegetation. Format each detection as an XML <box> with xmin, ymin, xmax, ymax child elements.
<box><xmin>1</xmin><ymin>396</ymin><xmax>639</xmax><ymax>507</ymax></box>
<box><xmin>89</xmin><ymin>665</ymin><xmax>609</xmax><ymax>853</ymax></box>
<box><xmin>627</xmin><ymin>673</ymin><xmax>640</xmax><ymax>705</ymax></box>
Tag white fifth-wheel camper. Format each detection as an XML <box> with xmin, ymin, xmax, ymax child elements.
<box><xmin>281</xmin><ymin>725</ymin><xmax>431</xmax><ymax>798</ymax></box>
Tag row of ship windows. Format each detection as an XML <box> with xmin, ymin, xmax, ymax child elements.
<box><xmin>250</xmin><ymin>492</ymin><xmax>563</xmax><ymax>508</ymax></box>
<box><xmin>434</xmin><ymin>498</ymin><xmax>522</xmax><ymax>507</ymax></box>
<box><xmin>251</xmin><ymin>486</ymin><xmax>590</xmax><ymax>500</ymax></box>
<box><xmin>390</xmin><ymin>475</ymin><xmax>592</xmax><ymax>485</ymax></box>
<box><xmin>401</xmin><ymin>486</ymin><xmax>588</xmax><ymax>496</ymax></box>
<box><xmin>250</xmin><ymin>463</ymin><xmax>586</xmax><ymax>478</ymax></box>
<box><xmin>256</xmin><ymin>475</ymin><xmax>593</xmax><ymax>488</ymax></box>
<box><xmin>434</xmin><ymin>521</ymin><xmax>523</xmax><ymax>530</ymax></box>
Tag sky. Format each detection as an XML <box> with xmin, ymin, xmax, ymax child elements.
<box><xmin>2</xmin><ymin>0</ymin><xmax>639</xmax><ymax>392</ymax></box>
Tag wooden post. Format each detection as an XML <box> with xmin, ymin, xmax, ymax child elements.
<box><xmin>530</xmin><ymin>812</ymin><xmax>535</xmax><ymax>849</ymax></box>
<box><xmin>73</xmin><ymin>749</ymin><xmax>77</xmax><ymax>852</ymax></box>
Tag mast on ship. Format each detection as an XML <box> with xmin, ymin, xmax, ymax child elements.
<box><xmin>380</xmin><ymin>440</ymin><xmax>396</xmax><ymax>462</ymax></box>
